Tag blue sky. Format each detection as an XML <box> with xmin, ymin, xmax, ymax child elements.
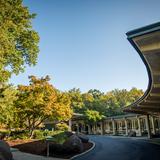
<box><xmin>10</xmin><ymin>0</ymin><xmax>160</xmax><ymax>92</ymax></box>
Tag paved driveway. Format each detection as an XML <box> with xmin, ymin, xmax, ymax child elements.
<box><xmin>73</xmin><ymin>135</ymin><xmax>160</xmax><ymax>160</ymax></box>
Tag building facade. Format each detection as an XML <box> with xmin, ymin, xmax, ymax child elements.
<box><xmin>71</xmin><ymin>114</ymin><xmax>160</xmax><ymax>138</ymax></box>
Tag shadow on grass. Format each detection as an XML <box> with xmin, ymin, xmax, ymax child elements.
<box><xmin>9</xmin><ymin>140</ymin><xmax>47</xmax><ymax>156</ymax></box>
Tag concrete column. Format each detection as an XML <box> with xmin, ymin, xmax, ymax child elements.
<box><xmin>112</xmin><ymin>119</ymin><xmax>116</xmax><ymax>135</ymax></box>
<box><xmin>100</xmin><ymin>122</ymin><xmax>104</xmax><ymax>135</ymax></box>
<box><xmin>134</xmin><ymin>120</ymin><xmax>136</xmax><ymax>129</ymax></box>
<box><xmin>131</xmin><ymin>120</ymin><xmax>134</xmax><ymax>130</ymax></box>
<box><xmin>137</xmin><ymin>117</ymin><xmax>142</xmax><ymax>136</ymax></box>
<box><xmin>146</xmin><ymin>115</ymin><xmax>152</xmax><ymax>139</ymax></box>
<box><xmin>88</xmin><ymin>125</ymin><xmax>91</xmax><ymax>134</ymax></box>
<box><xmin>124</xmin><ymin>119</ymin><xmax>128</xmax><ymax>136</ymax></box>
<box><xmin>107</xmin><ymin>122</ymin><xmax>110</xmax><ymax>132</ymax></box>
<box><xmin>151</xmin><ymin>116</ymin><xmax>156</xmax><ymax>135</ymax></box>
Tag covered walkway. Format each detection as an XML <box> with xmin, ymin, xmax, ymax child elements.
<box><xmin>124</xmin><ymin>22</ymin><xmax>160</xmax><ymax>138</ymax></box>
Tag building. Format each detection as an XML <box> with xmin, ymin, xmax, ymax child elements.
<box><xmin>71</xmin><ymin>114</ymin><xmax>160</xmax><ymax>137</ymax></box>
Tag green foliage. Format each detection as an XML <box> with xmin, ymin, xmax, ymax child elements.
<box><xmin>56</xmin><ymin>123</ymin><xmax>69</xmax><ymax>131</ymax></box>
<box><xmin>88</xmin><ymin>89</ymin><xmax>104</xmax><ymax>99</ymax></box>
<box><xmin>85</xmin><ymin>109</ymin><xmax>104</xmax><ymax>123</ymax></box>
<box><xmin>67</xmin><ymin>87</ymin><xmax>143</xmax><ymax>123</ymax></box>
<box><xmin>0</xmin><ymin>130</ymin><xmax>10</xmax><ymax>139</ymax></box>
<box><xmin>0</xmin><ymin>84</ymin><xmax>18</xmax><ymax>129</ymax></box>
<box><xmin>0</xmin><ymin>0</ymin><xmax>39</xmax><ymax>82</ymax></box>
<box><xmin>9</xmin><ymin>133</ymin><xmax>29</xmax><ymax>140</ymax></box>
<box><xmin>33</xmin><ymin>130</ymin><xmax>67</xmax><ymax>142</ymax></box>
<box><xmin>32</xmin><ymin>130</ymin><xmax>44</xmax><ymax>139</ymax></box>
<box><xmin>68</xmin><ymin>88</ymin><xmax>84</xmax><ymax>112</ymax></box>
<box><xmin>52</xmin><ymin>131</ymin><xmax>68</xmax><ymax>144</ymax></box>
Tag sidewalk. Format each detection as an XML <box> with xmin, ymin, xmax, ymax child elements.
<box><xmin>12</xmin><ymin>150</ymin><xmax>68</xmax><ymax>160</ymax></box>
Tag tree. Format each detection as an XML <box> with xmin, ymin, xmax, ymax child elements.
<box><xmin>84</xmin><ymin>109</ymin><xmax>104</xmax><ymax>123</ymax></box>
<box><xmin>54</xmin><ymin>91</ymin><xmax>73</xmax><ymax>121</ymax></box>
<box><xmin>103</xmin><ymin>92</ymin><xmax>120</xmax><ymax>116</ymax></box>
<box><xmin>16</xmin><ymin>75</ymin><xmax>72</xmax><ymax>138</ymax></box>
<box><xmin>0</xmin><ymin>0</ymin><xmax>39</xmax><ymax>82</ymax></box>
<box><xmin>68</xmin><ymin>88</ymin><xmax>84</xmax><ymax>112</ymax></box>
<box><xmin>0</xmin><ymin>84</ymin><xmax>18</xmax><ymax>130</ymax></box>
<box><xmin>128</xmin><ymin>87</ymin><xmax>143</xmax><ymax>103</ymax></box>
<box><xmin>88</xmin><ymin>89</ymin><xmax>104</xmax><ymax>99</ymax></box>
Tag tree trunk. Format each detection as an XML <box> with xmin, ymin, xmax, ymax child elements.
<box><xmin>29</xmin><ymin>129</ymin><xmax>34</xmax><ymax>139</ymax></box>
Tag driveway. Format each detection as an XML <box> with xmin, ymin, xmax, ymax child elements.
<box><xmin>73</xmin><ymin>135</ymin><xmax>160</xmax><ymax>160</ymax></box>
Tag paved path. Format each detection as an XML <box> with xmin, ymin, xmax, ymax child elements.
<box><xmin>12</xmin><ymin>151</ymin><xmax>67</xmax><ymax>160</ymax></box>
<box><xmin>73</xmin><ymin>135</ymin><xmax>160</xmax><ymax>160</ymax></box>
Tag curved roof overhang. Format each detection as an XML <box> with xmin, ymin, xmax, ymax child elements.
<box><xmin>124</xmin><ymin>22</ymin><xmax>160</xmax><ymax>115</ymax></box>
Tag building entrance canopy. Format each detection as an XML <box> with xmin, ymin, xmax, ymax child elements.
<box><xmin>124</xmin><ymin>22</ymin><xmax>160</xmax><ymax>115</ymax></box>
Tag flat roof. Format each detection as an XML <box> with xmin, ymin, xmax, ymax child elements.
<box><xmin>105</xmin><ymin>113</ymin><xmax>140</xmax><ymax>120</ymax></box>
<box><xmin>124</xmin><ymin>22</ymin><xmax>160</xmax><ymax>115</ymax></box>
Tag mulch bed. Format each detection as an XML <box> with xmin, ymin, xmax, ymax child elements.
<box><xmin>7</xmin><ymin>139</ymin><xmax>93</xmax><ymax>159</ymax></box>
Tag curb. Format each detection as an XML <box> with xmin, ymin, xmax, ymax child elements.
<box><xmin>70</xmin><ymin>141</ymin><xmax>95</xmax><ymax>160</ymax></box>
<box><xmin>10</xmin><ymin>147</ymin><xmax>19</xmax><ymax>152</ymax></box>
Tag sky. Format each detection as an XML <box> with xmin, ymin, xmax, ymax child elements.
<box><xmin>10</xmin><ymin>0</ymin><xmax>160</xmax><ymax>93</ymax></box>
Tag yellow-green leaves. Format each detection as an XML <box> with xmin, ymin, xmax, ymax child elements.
<box><xmin>16</xmin><ymin>75</ymin><xmax>72</xmax><ymax>137</ymax></box>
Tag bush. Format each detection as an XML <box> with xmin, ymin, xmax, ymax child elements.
<box><xmin>8</xmin><ymin>130</ymin><xmax>29</xmax><ymax>140</ymax></box>
<box><xmin>56</xmin><ymin>123</ymin><xmax>69</xmax><ymax>131</ymax></box>
<box><xmin>0</xmin><ymin>130</ymin><xmax>10</xmax><ymax>140</ymax></box>
<box><xmin>33</xmin><ymin>130</ymin><xmax>62</xmax><ymax>139</ymax></box>
<box><xmin>33</xmin><ymin>130</ymin><xmax>44</xmax><ymax>139</ymax></box>
<box><xmin>52</xmin><ymin>131</ymin><xmax>68</xmax><ymax>144</ymax></box>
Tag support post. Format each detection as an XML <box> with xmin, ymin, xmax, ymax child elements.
<box><xmin>124</xmin><ymin>119</ymin><xmax>128</xmax><ymax>136</ymax></box>
<box><xmin>112</xmin><ymin>119</ymin><xmax>116</xmax><ymax>135</ymax></box>
<box><xmin>131</xmin><ymin>120</ymin><xmax>134</xmax><ymax>130</ymax></box>
<box><xmin>151</xmin><ymin>116</ymin><xmax>156</xmax><ymax>135</ymax></box>
<box><xmin>146</xmin><ymin>115</ymin><xmax>152</xmax><ymax>139</ymax></box>
<box><xmin>137</xmin><ymin>117</ymin><xmax>142</xmax><ymax>136</ymax></box>
<box><xmin>100</xmin><ymin>122</ymin><xmax>104</xmax><ymax>135</ymax></box>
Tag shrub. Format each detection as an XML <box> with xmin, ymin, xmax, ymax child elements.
<box><xmin>8</xmin><ymin>130</ymin><xmax>29</xmax><ymax>140</ymax></box>
<box><xmin>0</xmin><ymin>130</ymin><xmax>10</xmax><ymax>140</ymax></box>
<box><xmin>32</xmin><ymin>130</ymin><xmax>60</xmax><ymax>139</ymax></box>
<box><xmin>33</xmin><ymin>130</ymin><xmax>44</xmax><ymax>139</ymax></box>
<box><xmin>52</xmin><ymin>131</ymin><xmax>68</xmax><ymax>144</ymax></box>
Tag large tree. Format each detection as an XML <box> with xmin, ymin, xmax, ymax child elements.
<box><xmin>0</xmin><ymin>0</ymin><xmax>39</xmax><ymax>82</ymax></box>
<box><xmin>16</xmin><ymin>76</ymin><xmax>72</xmax><ymax>138</ymax></box>
<box><xmin>0</xmin><ymin>84</ymin><xmax>18</xmax><ymax>130</ymax></box>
